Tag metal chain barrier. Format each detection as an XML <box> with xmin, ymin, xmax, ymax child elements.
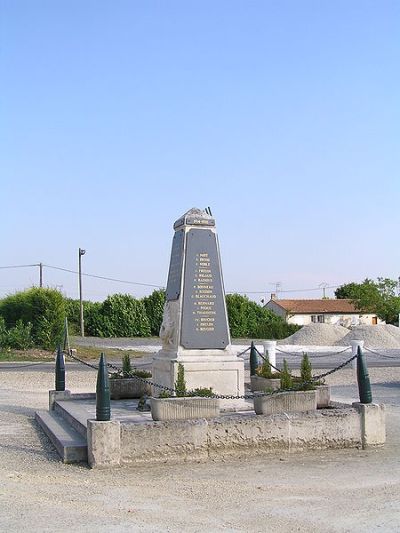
<box><xmin>254</xmin><ymin>346</ymin><xmax>357</xmax><ymax>382</ymax></box>
<box><xmin>63</xmin><ymin>346</ymin><xmax>358</xmax><ymax>401</ymax></box>
<box><xmin>363</xmin><ymin>346</ymin><xmax>400</xmax><ymax>360</ymax></box>
<box><xmin>275</xmin><ymin>346</ymin><xmax>351</xmax><ymax>358</ymax></box>
<box><xmin>234</xmin><ymin>346</ymin><xmax>251</xmax><ymax>357</ymax></box>
<box><xmin>64</xmin><ymin>349</ymin><xmax>177</xmax><ymax>394</ymax></box>
<box><xmin>254</xmin><ymin>346</ymin><xmax>282</xmax><ymax>373</ymax></box>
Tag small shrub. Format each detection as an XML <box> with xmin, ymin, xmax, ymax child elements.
<box><xmin>122</xmin><ymin>353</ymin><xmax>133</xmax><ymax>376</ymax></box>
<box><xmin>175</xmin><ymin>363</ymin><xmax>187</xmax><ymax>397</ymax></box>
<box><xmin>186</xmin><ymin>387</ymin><xmax>214</xmax><ymax>397</ymax></box>
<box><xmin>280</xmin><ymin>359</ymin><xmax>293</xmax><ymax>389</ymax></box>
<box><xmin>256</xmin><ymin>355</ymin><xmax>273</xmax><ymax>379</ymax></box>
<box><xmin>300</xmin><ymin>353</ymin><xmax>315</xmax><ymax>391</ymax></box>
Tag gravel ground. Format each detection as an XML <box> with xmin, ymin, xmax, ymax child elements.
<box><xmin>1</xmin><ymin>368</ymin><xmax>400</xmax><ymax>532</ymax></box>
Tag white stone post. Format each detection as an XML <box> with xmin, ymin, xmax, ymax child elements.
<box><xmin>350</xmin><ymin>340</ymin><xmax>364</xmax><ymax>371</ymax></box>
<box><xmin>263</xmin><ymin>340</ymin><xmax>277</xmax><ymax>369</ymax></box>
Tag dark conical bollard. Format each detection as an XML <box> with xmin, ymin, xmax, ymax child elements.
<box><xmin>96</xmin><ymin>352</ymin><xmax>111</xmax><ymax>421</ymax></box>
<box><xmin>357</xmin><ymin>346</ymin><xmax>372</xmax><ymax>404</ymax></box>
<box><xmin>250</xmin><ymin>342</ymin><xmax>258</xmax><ymax>376</ymax></box>
<box><xmin>55</xmin><ymin>345</ymin><xmax>65</xmax><ymax>391</ymax></box>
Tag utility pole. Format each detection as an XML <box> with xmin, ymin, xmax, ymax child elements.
<box><xmin>39</xmin><ymin>263</ymin><xmax>43</xmax><ymax>287</ymax></box>
<box><xmin>319</xmin><ymin>282</ymin><xmax>329</xmax><ymax>299</ymax></box>
<box><xmin>78</xmin><ymin>248</ymin><xmax>86</xmax><ymax>337</ymax></box>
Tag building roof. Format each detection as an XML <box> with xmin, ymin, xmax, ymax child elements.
<box><xmin>267</xmin><ymin>299</ymin><xmax>364</xmax><ymax>314</ymax></box>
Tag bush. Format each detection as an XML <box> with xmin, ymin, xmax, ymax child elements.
<box><xmin>83</xmin><ymin>294</ymin><xmax>151</xmax><ymax>338</ymax></box>
<box><xmin>225</xmin><ymin>293</ymin><xmax>300</xmax><ymax>339</ymax></box>
<box><xmin>142</xmin><ymin>289</ymin><xmax>166</xmax><ymax>336</ymax></box>
<box><xmin>0</xmin><ymin>316</ymin><xmax>34</xmax><ymax>351</ymax></box>
<box><xmin>0</xmin><ymin>288</ymin><xmax>65</xmax><ymax>350</ymax></box>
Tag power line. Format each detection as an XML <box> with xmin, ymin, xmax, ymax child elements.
<box><xmin>0</xmin><ymin>263</ymin><xmax>341</xmax><ymax>294</ymax></box>
<box><xmin>43</xmin><ymin>264</ymin><xmax>164</xmax><ymax>289</ymax></box>
<box><xmin>227</xmin><ymin>285</ymin><xmax>340</xmax><ymax>295</ymax></box>
<box><xmin>0</xmin><ymin>264</ymin><xmax>40</xmax><ymax>269</ymax></box>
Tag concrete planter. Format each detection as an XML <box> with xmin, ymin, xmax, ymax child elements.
<box><xmin>316</xmin><ymin>385</ymin><xmax>331</xmax><ymax>408</ymax></box>
<box><xmin>150</xmin><ymin>397</ymin><xmax>220</xmax><ymax>421</ymax></box>
<box><xmin>110</xmin><ymin>378</ymin><xmax>151</xmax><ymax>400</ymax></box>
<box><xmin>254</xmin><ymin>390</ymin><xmax>317</xmax><ymax>415</ymax></box>
<box><xmin>250</xmin><ymin>376</ymin><xmax>281</xmax><ymax>392</ymax></box>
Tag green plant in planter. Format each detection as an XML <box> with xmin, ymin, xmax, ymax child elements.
<box><xmin>122</xmin><ymin>353</ymin><xmax>133</xmax><ymax>376</ymax></box>
<box><xmin>186</xmin><ymin>387</ymin><xmax>214</xmax><ymax>397</ymax></box>
<box><xmin>280</xmin><ymin>359</ymin><xmax>293</xmax><ymax>389</ymax></box>
<box><xmin>256</xmin><ymin>354</ymin><xmax>281</xmax><ymax>379</ymax></box>
<box><xmin>175</xmin><ymin>363</ymin><xmax>187</xmax><ymax>397</ymax></box>
<box><xmin>299</xmin><ymin>352</ymin><xmax>315</xmax><ymax>391</ymax></box>
<box><xmin>158</xmin><ymin>364</ymin><xmax>214</xmax><ymax>398</ymax></box>
<box><xmin>110</xmin><ymin>353</ymin><xmax>152</xmax><ymax>380</ymax></box>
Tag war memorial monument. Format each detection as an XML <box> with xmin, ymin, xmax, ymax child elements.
<box><xmin>152</xmin><ymin>207</ymin><xmax>244</xmax><ymax>396</ymax></box>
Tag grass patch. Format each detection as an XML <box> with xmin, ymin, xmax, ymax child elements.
<box><xmin>0</xmin><ymin>349</ymin><xmax>54</xmax><ymax>362</ymax></box>
<box><xmin>0</xmin><ymin>346</ymin><xmax>150</xmax><ymax>363</ymax></box>
<box><xmin>68</xmin><ymin>345</ymin><xmax>150</xmax><ymax>362</ymax></box>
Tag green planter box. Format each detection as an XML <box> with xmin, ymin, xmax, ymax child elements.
<box><xmin>150</xmin><ymin>397</ymin><xmax>220</xmax><ymax>421</ymax></box>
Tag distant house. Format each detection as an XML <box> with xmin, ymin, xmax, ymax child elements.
<box><xmin>264</xmin><ymin>297</ymin><xmax>382</xmax><ymax>327</ymax></box>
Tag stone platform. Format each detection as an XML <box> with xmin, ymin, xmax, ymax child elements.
<box><xmin>35</xmin><ymin>393</ymin><xmax>385</xmax><ymax>469</ymax></box>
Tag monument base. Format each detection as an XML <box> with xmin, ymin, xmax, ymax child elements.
<box><xmin>152</xmin><ymin>350</ymin><xmax>244</xmax><ymax>397</ymax></box>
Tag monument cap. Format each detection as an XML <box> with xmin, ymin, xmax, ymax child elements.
<box><xmin>173</xmin><ymin>207</ymin><xmax>215</xmax><ymax>230</ymax></box>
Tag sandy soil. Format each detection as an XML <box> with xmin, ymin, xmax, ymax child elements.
<box><xmin>0</xmin><ymin>369</ymin><xmax>399</xmax><ymax>532</ymax></box>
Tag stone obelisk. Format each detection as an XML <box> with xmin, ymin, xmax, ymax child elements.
<box><xmin>152</xmin><ymin>208</ymin><xmax>244</xmax><ymax>396</ymax></box>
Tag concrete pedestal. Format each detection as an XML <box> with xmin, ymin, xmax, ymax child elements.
<box><xmin>152</xmin><ymin>350</ymin><xmax>244</xmax><ymax>396</ymax></box>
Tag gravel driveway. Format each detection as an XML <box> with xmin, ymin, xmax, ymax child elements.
<box><xmin>0</xmin><ymin>367</ymin><xmax>399</xmax><ymax>532</ymax></box>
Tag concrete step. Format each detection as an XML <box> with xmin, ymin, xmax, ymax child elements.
<box><xmin>35</xmin><ymin>410</ymin><xmax>87</xmax><ymax>463</ymax></box>
<box><xmin>54</xmin><ymin>400</ymin><xmax>90</xmax><ymax>438</ymax></box>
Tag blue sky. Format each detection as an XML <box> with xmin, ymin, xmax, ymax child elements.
<box><xmin>1</xmin><ymin>1</ymin><xmax>399</xmax><ymax>302</ymax></box>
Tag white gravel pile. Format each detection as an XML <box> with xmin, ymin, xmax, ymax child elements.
<box><xmin>278</xmin><ymin>323</ymin><xmax>349</xmax><ymax>346</ymax></box>
<box><xmin>337</xmin><ymin>325</ymin><xmax>400</xmax><ymax>348</ymax></box>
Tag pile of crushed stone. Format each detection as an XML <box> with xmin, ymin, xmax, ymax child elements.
<box><xmin>337</xmin><ymin>325</ymin><xmax>400</xmax><ymax>348</ymax></box>
<box><xmin>278</xmin><ymin>323</ymin><xmax>349</xmax><ymax>346</ymax></box>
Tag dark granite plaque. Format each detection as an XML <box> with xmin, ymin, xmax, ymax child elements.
<box><xmin>166</xmin><ymin>229</ymin><xmax>184</xmax><ymax>301</ymax></box>
<box><xmin>181</xmin><ymin>229</ymin><xmax>230</xmax><ymax>349</ymax></box>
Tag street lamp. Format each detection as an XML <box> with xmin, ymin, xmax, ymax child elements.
<box><xmin>78</xmin><ymin>248</ymin><xmax>86</xmax><ymax>337</ymax></box>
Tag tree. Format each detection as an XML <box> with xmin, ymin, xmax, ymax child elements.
<box><xmin>142</xmin><ymin>289</ymin><xmax>166</xmax><ymax>336</ymax></box>
<box><xmin>335</xmin><ymin>278</ymin><xmax>400</xmax><ymax>324</ymax></box>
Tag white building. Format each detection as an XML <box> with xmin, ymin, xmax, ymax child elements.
<box><xmin>265</xmin><ymin>298</ymin><xmax>382</xmax><ymax>327</ymax></box>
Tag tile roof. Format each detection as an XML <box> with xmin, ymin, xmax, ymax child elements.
<box><xmin>267</xmin><ymin>299</ymin><xmax>364</xmax><ymax>314</ymax></box>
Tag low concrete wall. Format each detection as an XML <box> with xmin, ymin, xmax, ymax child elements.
<box><xmin>87</xmin><ymin>403</ymin><xmax>385</xmax><ymax>468</ymax></box>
